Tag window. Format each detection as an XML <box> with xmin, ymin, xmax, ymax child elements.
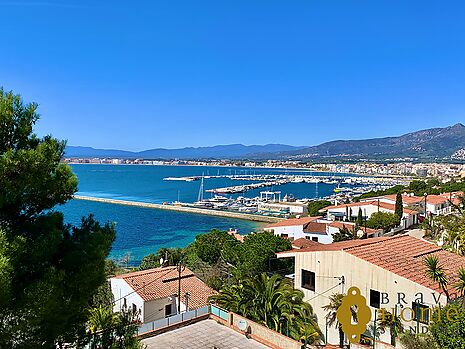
<box><xmin>132</xmin><ymin>303</ymin><xmax>137</xmax><ymax>313</ymax></box>
<box><xmin>165</xmin><ymin>304</ymin><xmax>172</xmax><ymax>317</ymax></box>
<box><xmin>301</xmin><ymin>269</ymin><xmax>315</xmax><ymax>291</ymax></box>
<box><xmin>312</xmin><ymin>237</ymin><xmax>319</xmax><ymax>242</ymax></box>
<box><xmin>412</xmin><ymin>302</ymin><xmax>430</xmax><ymax>324</ymax></box>
<box><xmin>370</xmin><ymin>289</ymin><xmax>380</xmax><ymax>309</ymax></box>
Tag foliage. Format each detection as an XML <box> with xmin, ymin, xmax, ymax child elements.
<box><xmin>209</xmin><ymin>273</ymin><xmax>323</xmax><ymax>345</ymax></box>
<box><xmin>185</xmin><ymin>229</ymin><xmax>292</xmax><ymax>287</ymax></box>
<box><xmin>323</xmin><ymin>293</ymin><xmax>347</xmax><ymax>348</ymax></box>
<box><xmin>333</xmin><ymin>225</ymin><xmax>357</xmax><ymax>242</ymax></box>
<box><xmin>400</xmin><ymin>332</ymin><xmax>439</xmax><ymax>349</ymax></box>
<box><xmin>84</xmin><ymin>306</ymin><xmax>146</xmax><ymax>349</ymax></box>
<box><xmin>0</xmin><ymin>88</ymin><xmax>116</xmax><ymax>348</ymax></box>
<box><xmin>429</xmin><ymin>303</ymin><xmax>465</xmax><ymax>349</ymax></box>
<box><xmin>308</xmin><ymin>200</ymin><xmax>332</xmax><ymax>216</ymax></box>
<box><xmin>423</xmin><ymin>255</ymin><xmax>450</xmax><ymax>301</ymax></box>
<box><xmin>192</xmin><ymin>229</ymin><xmax>237</xmax><ymax>265</ymax></box>
<box><xmin>138</xmin><ymin>247</ymin><xmax>184</xmax><ymax>271</ymax></box>
<box><xmin>356</xmin><ymin>208</ymin><xmax>364</xmax><ymax>226</ymax></box>
<box><xmin>377</xmin><ymin>310</ymin><xmax>404</xmax><ymax>346</ymax></box>
<box><xmin>366</xmin><ymin>211</ymin><xmax>400</xmax><ymax>233</ymax></box>
<box><xmin>395</xmin><ymin>192</ymin><xmax>403</xmax><ymax>223</ymax></box>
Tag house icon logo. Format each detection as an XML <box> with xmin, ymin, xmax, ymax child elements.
<box><xmin>336</xmin><ymin>286</ymin><xmax>372</xmax><ymax>343</ymax></box>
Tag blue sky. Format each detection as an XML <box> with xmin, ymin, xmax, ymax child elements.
<box><xmin>1</xmin><ymin>1</ymin><xmax>465</xmax><ymax>150</ymax></box>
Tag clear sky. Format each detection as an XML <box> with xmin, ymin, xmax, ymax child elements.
<box><xmin>1</xmin><ymin>1</ymin><xmax>465</xmax><ymax>150</ymax></box>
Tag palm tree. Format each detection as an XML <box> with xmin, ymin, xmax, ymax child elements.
<box><xmin>88</xmin><ymin>306</ymin><xmax>118</xmax><ymax>334</ymax></box>
<box><xmin>453</xmin><ymin>267</ymin><xmax>465</xmax><ymax>306</ymax></box>
<box><xmin>424</xmin><ymin>255</ymin><xmax>450</xmax><ymax>301</ymax></box>
<box><xmin>209</xmin><ymin>273</ymin><xmax>322</xmax><ymax>345</ymax></box>
<box><xmin>377</xmin><ymin>310</ymin><xmax>404</xmax><ymax>346</ymax></box>
<box><xmin>323</xmin><ymin>293</ymin><xmax>345</xmax><ymax>348</ymax></box>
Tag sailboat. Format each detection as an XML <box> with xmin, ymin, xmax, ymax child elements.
<box><xmin>194</xmin><ymin>175</ymin><xmax>212</xmax><ymax>208</ymax></box>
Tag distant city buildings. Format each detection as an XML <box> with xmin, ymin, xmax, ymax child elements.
<box><xmin>64</xmin><ymin>157</ymin><xmax>465</xmax><ymax>181</ymax></box>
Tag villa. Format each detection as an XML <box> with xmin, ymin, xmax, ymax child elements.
<box><xmin>277</xmin><ymin>235</ymin><xmax>465</xmax><ymax>346</ymax></box>
<box><xmin>110</xmin><ymin>266</ymin><xmax>216</xmax><ymax>323</ymax></box>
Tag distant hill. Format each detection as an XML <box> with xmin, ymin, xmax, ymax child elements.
<box><xmin>277</xmin><ymin>123</ymin><xmax>465</xmax><ymax>160</ymax></box>
<box><xmin>65</xmin><ymin>124</ymin><xmax>465</xmax><ymax>161</ymax></box>
<box><xmin>65</xmin><ymin>144</ymin><xmax>306</xmax><ymax>159</ymax></box>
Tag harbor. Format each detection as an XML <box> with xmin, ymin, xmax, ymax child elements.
<box><xmin>73</xmin><ymin>195</ymin><xmax>282</xmax><ymax>223</ymax></box>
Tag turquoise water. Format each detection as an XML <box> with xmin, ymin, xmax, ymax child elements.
<box><xmin>59</xmin><ymin>164</ymin><xmax>341</xmax><ymax>264</ymax></box>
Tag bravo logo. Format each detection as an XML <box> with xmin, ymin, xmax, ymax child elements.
<box><xmin>336</xmin><ymin>287</ymin><xmax>371</xmax><ymax>343</ymax></box>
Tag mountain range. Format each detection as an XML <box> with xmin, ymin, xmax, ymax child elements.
<box><xmin>65</xmin><ymin>123</ymin><xmax>465</xmax><ymax>161</ymax></box>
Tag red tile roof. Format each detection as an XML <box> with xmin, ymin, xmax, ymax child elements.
<box><xmin>376</xmin><ymin>194</ymin><xmax>424</xmax><ymax>205</ymax></box>
<box><xmin>303</xmin><ymin>222</ymin><xmax>327</xmax><ymax>234</ymax></box>
<box><xmin>425</xmin><ymin>195</ymin><xmax>449</xmax><ymax>205</ymax></box>
<box><xmin>113</xmin><ymin>266</ymin><xmax>217</xmax><ymax>308</ymax></box>
<box><xmin>292</xmin><ymin>238</ymin><xmax>323</xmax><ymax>249</ymax></box>
<box><xmin>265</xmin><ymin>216</ymin><xmax>321</xmax><ymax>228</ymax></box>
<box><xmin>279</xmin><ymin>235</ymin><xmax>465</xmax><ymax>296</ymax></box>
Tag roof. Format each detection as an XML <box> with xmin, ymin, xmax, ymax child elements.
<box><xmin>112</xmin><ymin>266</ymin><xmax>217</xmax><ymax>308</ymax></box>
<box><xmin>292</xmin><ymin>238</ymin><xmax>323</xmax><ymax>249</ymax></box>
<box><xmin>279</xmin><ymin>235</ymin><xmax>465</xmax><ymax>296</ymax></box>
<box><xmin>379</xmin><ymin>194</ymin><xmax>424</xmax><ymax>205</ymax></box>
<box><xmin>303</xmin><ymin>222</ymin><xmax>327</xmax><ymax>234</ymax></box>
<box><xmin>425</xmin><ymin>195</ymin><xmax>449</xmax><ymax>205</ymax></box>
<box><xmin>321</xmin><ymin>201</ymin><xmax>418</xmax><ymax>215</ymax></box>
<box><xmin>265</xmin><ymin>216</ymin><xmax>320</xmax><ymax>228</ymax></box>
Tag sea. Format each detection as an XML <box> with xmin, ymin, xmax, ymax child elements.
<box><xmin>59</xmin><ymin>164</ymin><xmax>342</xmax><ymax>264</ymax></box>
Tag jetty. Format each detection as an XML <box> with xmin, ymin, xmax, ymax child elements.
<box><xmin>74</xmin><ymin>195</ymin><xmax>281</xmax><ymax>223</ymax></box>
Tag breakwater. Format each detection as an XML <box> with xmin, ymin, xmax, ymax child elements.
<box><xmin>73</xmin><ymin>195</ymin><xmax>282</xmax><ymax>223</ymax></box>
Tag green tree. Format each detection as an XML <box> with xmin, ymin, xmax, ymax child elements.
<box><xmin>333</xmin><ymin>224</ymin><xmax>360</xmax><ymax>242</ymax></box>
<box><xmin>0</xmin><ymin>89</ymin><xmax>116</xmax><ymax>348</ymax></box>
<box><xmin>424</xmin><ymin>255</ymin><xmax>450</xmax><ymax>301</ymax></box>
<box><xmin>356</xmin><ymin>207</ymin><xmax>364</xmax><ymax>226</ymax></box>
<box><xmin>366</xmin><ymin>212</ymin><xmax>400</xmax><ymax>233</ymax></box>
<box><xmin>192</xmin><ymin>229</ymin><xmax>237</xmax><ymax>265</ymax></box>
<box><xmin>139</xmin><ymin>247</ymin><xmax>185</xmax><ymax>270</ymax></box>
<box><xmin>210</xmin><ymin>273</ymin><xmax>323</xmax><ymax>345</ymax></box>
<box><xmin>377</xmin><ymin>310</ymin><xmax>404</xmax><ymax>346</ymax></box>
<box><xmin>86</xmin><ymin>305</ymin><xmax>146</xmax><ymax>349</ymax></box>
<box><xmin>323</xmin><ymin>293</ymin><xmax>346</xmax><ymax>348</ymax></box>
<box><xmin>429</xmin><ymin>303</ymin><xmax>465</xmax><ymax>349</ymax></box>
<box><xmin>308</xmin><ymin>200</ymin><xmax>332</xmax><ymax>216</ymax></box>
<box><xmin>395</xmin><ymin>192</ymin><xmax>403</xmax><ymax>224</ymax></box>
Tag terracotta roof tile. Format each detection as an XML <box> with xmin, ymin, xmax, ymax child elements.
<box><xmin>265</xmin><ymin>216</ymin><xmax>321</xmax><ymax>228</ymax></box>
<box><xmin>112</xmin><ymin>266</ymin><xmax>217</xmax><ymax>308</ymax></box>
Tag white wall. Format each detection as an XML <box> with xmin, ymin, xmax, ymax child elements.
<box><xmin>110</xmin><ymin>278</ymin><xmax>144</xmax><ymax>321</ymax></box>
<box><xmin>269</xmin><ymin>225</ymin><xmax>304</xmax><ymax>239</ymax></box>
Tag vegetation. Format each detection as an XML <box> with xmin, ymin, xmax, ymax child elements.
<box><xmin>85</xmin><ymin>306</ymin><xmax>146</xmax><ymax>349</ymax></box>
<box><xmin>209</xmin><ymin>273</ymin><xmax>323</xmax><ymax>345</ymax></box>
<box><xmin>377</xmin><ymin>310</ymin><xmax>404</xmax><ymax>346</ymax></box>
<box><xmin>183</xmin><ymin>229</ymin><xmax>292</xmax><ymax>289</ymax></box>
<box><xmin>429</xmin><ymin>303</ymin><xmax>465</xmax><ymax>349</ymax></box>
<box><xmin>323</xmin><ymin>293</ymin><xmax>346</xmax><ymax>348</ymax></box>
<box><xmin>333</xmin><ymin>225</ymin><xmax>358</xmax><ymax>242</ymax></box>
<box><xmin>308</xmin><ymin>200</ymin><xmax>332</xmax><ymax>216</ymax></box>
<box><xmin>400</xmin><ymin>332</ymin><xmax>438</xmax><ymax>349</ymax></box>
<box><xmin>395</xmin><ymin>192</ymin><xmax>403</xmax><ymax>223</ymax></box>
<box><xmin>366</xmin><ymin>211</ymin><xmax>400</xmax><ymax>233</ymax></box>
<box><xmin>139</xmin><ymin>247</ymin><xmax>184</xmax><ymax>270</ymax></box>
<box><xmin>356</xmin><ymin>207</ymin><xmax>364</xmax><ymax>226</ymax></box>
<box><xmin>0</xmin><ymin>89</ymin><xmax>116</xmax><ymax>348</ymax></box>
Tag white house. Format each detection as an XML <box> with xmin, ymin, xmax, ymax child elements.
<box><xmin>110</xmin><ymin>266</ymin><xmax>216</xmax><ymax>323</ymax></box>
<box><xmin>277</xmin><ymin>235</ymin><xmax>465</xmax><ymax>346</ymax></box>
<box><xmin>319</xmin><ymin>201</ymin><xmax>419</xmax><ymax>228</ymax></box>
<box><xmin>265</xmin><ymin>217</ymin><xmax>382</xmax><ymax>244</ymax></box>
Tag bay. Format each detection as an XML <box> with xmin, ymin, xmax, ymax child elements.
<box><xmin>59</xmin><ymin>164</ymin><xmax>340</xmax><ymax>264</ymax></box>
